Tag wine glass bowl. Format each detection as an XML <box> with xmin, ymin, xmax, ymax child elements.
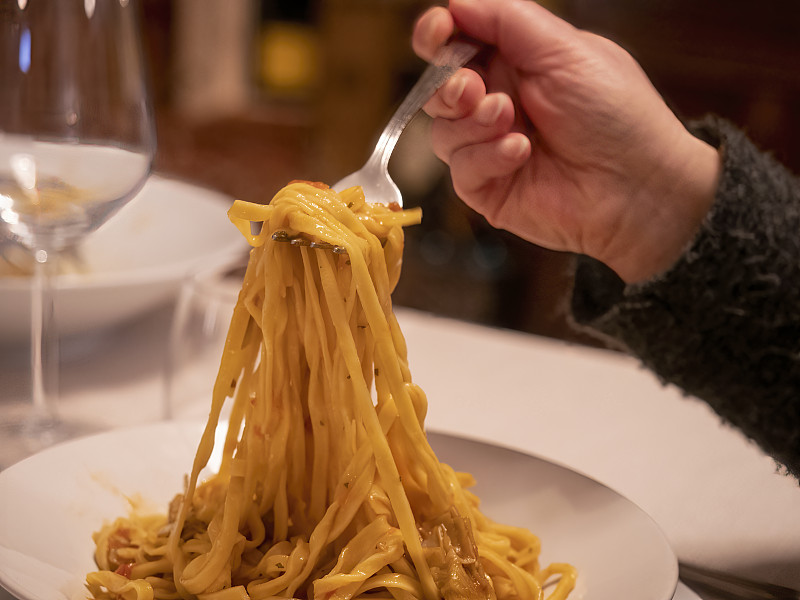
<box><xmin>164</xmin><ymin>265</ymin><xmax>243</xmax><ymax>422</ymax></box>
<box><xmin>0</xmin><ymin>141</ymin><xmax>152</xmax><ymax>252</ymax></box>
<box><xmin>0</xmin><ymin>0</ymin><xmax>155</xmax><ymax>467</ymax></box>
<box><xmin>0</xmin><ymin>0</ymin><xmax>154</xmax><ymax>252</ymax></box>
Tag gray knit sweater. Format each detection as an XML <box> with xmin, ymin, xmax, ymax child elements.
<box><xmin>571</xmin><ymin>116</ymin><xmax>800</xmax><ymax>479</ymax></box>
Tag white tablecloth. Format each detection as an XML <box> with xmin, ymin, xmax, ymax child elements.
<box><xmin>1</xmin><ymin>305</ymin><xmax>798</xmax><ymax>599</ymax></box>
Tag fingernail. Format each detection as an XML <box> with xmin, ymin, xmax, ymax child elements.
<box><xmin>500</xmin><ymin>135</ymin><xmax>529</xmax><ymax>159</ymax></box>
<box><xmin>417</xmin><ymin>12</ymin><xmax>437</xmax><ymax>45</ymax></box>
<box><xmin>442</xmin><ymin>74</ymin><xmax>467</xmax><ymax>107</ymax></box>
<box><xmin>475</xmin><ymin>95</ymin><xmax>503</xmax><ymax>126</ymax></box>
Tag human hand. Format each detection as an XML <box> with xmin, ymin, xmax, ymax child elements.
<box><xmin>412</xmin><ymin>0</ymin><xmax>720</xmax><ymax>283</ymax></box>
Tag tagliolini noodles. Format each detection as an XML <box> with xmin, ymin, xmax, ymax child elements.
<box><xmin>87</xmin><ymin>181</ymin><xmax>577</xmax><ymax>600</ymax></box>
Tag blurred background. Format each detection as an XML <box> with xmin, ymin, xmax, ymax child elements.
<box><xmin>140</xmin><ymin>0</ymin><xmax>800</xmax><ymax>345</ymax></box>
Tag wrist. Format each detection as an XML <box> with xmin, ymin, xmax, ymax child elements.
<box><xmin>605</xmin><ymin>132</ymin><xmax>721</xmax><ymax>284</ymax></box>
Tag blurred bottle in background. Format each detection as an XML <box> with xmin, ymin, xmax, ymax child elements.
<box><xmin>256</xmin><ymin>0</ymin><xmax>320</xmax><ymax>101</ymax></box>
<box><xmin>172</xmin><ymin>0</ymin><xmax>254</xmax><ymax>120</ymax></box>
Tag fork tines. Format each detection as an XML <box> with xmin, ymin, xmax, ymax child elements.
<box><xmin>271</xmin><ymin>230</ymin><xmax>347</xmax><ymax>254</ymax></box>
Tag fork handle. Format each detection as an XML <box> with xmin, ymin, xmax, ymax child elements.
<box><xmin>679</xmin><ymin>562</ymin><xmax>800</xmax><ymax>600</ymax></box>
<box><xmin>369</xmin><ymin>33</ymin><xmax>482</xmax><ymax>170</ymax></box>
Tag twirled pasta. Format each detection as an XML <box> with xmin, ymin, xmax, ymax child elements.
<box><xmin>87</xmin><ymin>181</ymin><xmax>577</xmax><ymax>600</ymax></box>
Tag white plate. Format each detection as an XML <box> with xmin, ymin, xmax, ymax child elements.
<box><xmin>0</xmin><ymin>175</ymin><xmax>247</xmax><ymax>344</ymax></box>
<box><xmin>0</xmin><ymin>422</ymin><xmax>677</xmax><ymax>600</ymax></box>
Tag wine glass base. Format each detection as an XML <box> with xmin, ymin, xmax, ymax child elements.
<box><xmin>0</xmin><ymin>404</ymin><xmax>102</xmax><ymax>470</ymax></box>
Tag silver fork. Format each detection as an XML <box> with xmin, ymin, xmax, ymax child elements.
<box><xmin>272</xmin><ymin>33</ymin><xmax>481</xmax><ymax>252</ymax></box>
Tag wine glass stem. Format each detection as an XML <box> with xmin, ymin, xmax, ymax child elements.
<box><xmin>31</xmin><ymin>248</ymin><xmax>59</xmax><ymax>424</ymax></box>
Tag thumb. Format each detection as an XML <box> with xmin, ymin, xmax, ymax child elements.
<box><xmin>449</xmin><ymin>0</ymin><xmax>577</xmax><ymax>72</ymax></box>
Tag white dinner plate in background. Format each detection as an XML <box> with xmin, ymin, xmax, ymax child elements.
<box><xmin>0</xmin><ymin>175</ymin><xmax>247</xmax><ymax>344</ymax></box>
<box><xmin>0</xmin><ymin>421</ymin><xmax>677</xmax><ymax>600</ymax></box>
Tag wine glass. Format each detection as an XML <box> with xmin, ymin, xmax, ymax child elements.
<box><xmin>163</xmin><ymin>265</ymin><xmax>242</xmax><ymax>422</ymax></box>
<box><xmin>0</xmin><ymin>0</ymin><xmax>156</xmax><ymax>465</ymax></box>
